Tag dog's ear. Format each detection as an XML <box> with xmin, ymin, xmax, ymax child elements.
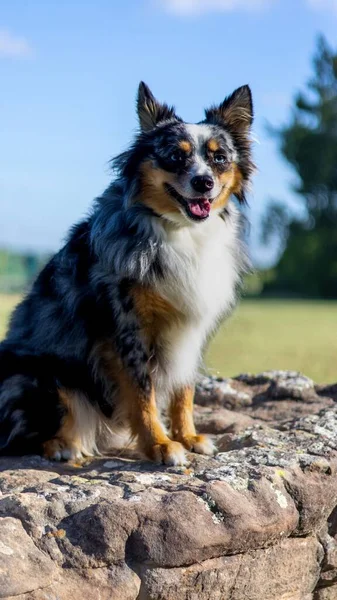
<box><xmin>137</xmin><ymin>82</ymin><xmax>178</xmax><ymax>132</ymax></box>
<box><xmin>204</xmin><ymin>85</ymin><xmax>253</xmax><ymax>133</ymax></box>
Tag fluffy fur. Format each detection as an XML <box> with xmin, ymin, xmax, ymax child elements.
<box><xmin>0</xmin><ymin>82</ymin><xmax>254</xmax><ymax>465</ymax></box>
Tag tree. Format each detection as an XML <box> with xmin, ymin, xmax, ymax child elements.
<box><xmin>262</xmin><ymin>36</ymin><xmax>337</xmax><ymax>298</ymax></box>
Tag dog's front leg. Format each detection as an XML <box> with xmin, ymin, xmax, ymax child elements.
<box><xmin>119</xmin><ymin>372</ymin><xmax>187</xmax><ymax>466</ymax></box>
<box><xmin>170</xmin><ymin>386</ymin><xmax>216</xmax><ymax>456</ymax></box>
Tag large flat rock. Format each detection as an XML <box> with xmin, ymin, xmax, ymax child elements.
<box><xmin>0</xmin><ymin>371</ymin><xmax>337</xmax><ymax>599</ymax></box>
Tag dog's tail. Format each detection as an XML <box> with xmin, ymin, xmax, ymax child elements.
<box><xmin>0</xmin><ymin>346</ymin><xmax>62</xmax><ymax>453</ymax></box>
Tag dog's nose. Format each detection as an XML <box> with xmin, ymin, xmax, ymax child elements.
<box><xmin>191</xmin><ymin>175</ymin><xmax>214</xmax><ymax>194</ymax></box>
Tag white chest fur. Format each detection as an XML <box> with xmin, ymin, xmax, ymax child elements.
<box><xmin>152</xmin><ymin>206</ymin><xmax>243</xmax><ymax>400</ymax></box>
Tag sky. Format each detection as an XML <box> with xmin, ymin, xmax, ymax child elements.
<box><xmin>1</xmin><ymin>0</ymin><xmax>337</xmax><ymax>266</ymax></box>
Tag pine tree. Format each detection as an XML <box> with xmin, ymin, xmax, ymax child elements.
<box><xmin>263</xmin><ymin>36</ymin><xmax>337</xmax><ymax>298</ymax></box>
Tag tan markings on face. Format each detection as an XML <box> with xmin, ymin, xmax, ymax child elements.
<box><xmin>207</xmin><ymin>139</ymin><xmax>220</xmax><ymax>152</ymax></box>
<box><xmin>211</xmin><ymin>163</ymin><xmax>243</xmax><ymax>211</ymax></box>
<box><xmin>138</xmin><ymin>161</ymin><xmax>181</xmax><ymax>215</ymax></box>
<box><xmin>179</xmin><ymin>140</ymin><xmax>192</xmax><ymax>153</ymax></box>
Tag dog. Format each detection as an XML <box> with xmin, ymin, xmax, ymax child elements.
<box><xmin>0</xmin><ymin>82</ymin><xmax>254</xmax><ymax>466</ymax></box>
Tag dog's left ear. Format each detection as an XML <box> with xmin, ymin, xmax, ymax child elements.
<box><xmin>137</xmin><ymin>82</ymin><xmax>179</xmax><ymax>132</ymax></box>
<box><xmin>205</xmin><ymin>85</ymin><xmax>253</xmax><ymax>133</ymax></box>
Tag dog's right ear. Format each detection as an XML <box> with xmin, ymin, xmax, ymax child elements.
<box><xmin>137</xmin><ymin>82</ymin><xmax>178</xmax><ymax>132</ymax></box>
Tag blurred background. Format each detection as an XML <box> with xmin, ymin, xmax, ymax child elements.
<box><xmin>1</xmin><ymin>0</ymin><xmax>337</xmax><ymax>382</ymax></box>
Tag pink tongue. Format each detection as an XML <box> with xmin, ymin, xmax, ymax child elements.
<box><xmin>189</xmin><ymin>199</ymin><xmax>211</xmax><ymax>218</ymax></box>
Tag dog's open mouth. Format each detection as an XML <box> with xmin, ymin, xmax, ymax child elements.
<box><xmin>165</xmin><ymin>184</ymin><xmax>211</xmax><ymax>221</ymax></box>
<box><xmin>188</xmin><ymin>198</ymin><xmax>211</xmax><ymax>219</ymax></box>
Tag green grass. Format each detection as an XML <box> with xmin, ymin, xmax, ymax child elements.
<box><xmin>0</xmin><ymin>295</ymin><xmax>336</xmax><ymax>384</ymax></box>
<box><xmin>0</xmin><ymin>294</ymin><xmax>20</xmax><ymax>340</ymax></box>
<box><xmin>206</xmin><ymin>299</ymin><xmax>337</xmax><ymax>384</ymax></box>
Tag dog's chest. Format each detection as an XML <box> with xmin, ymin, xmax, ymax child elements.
<box><xmin>156</xmin><ymin>215</ymin><xmax>238</xmax><ymax>330</ymax></box>
<box><xmin>150</xmin><ymin>214</ymin><xmax>240</xmax><ymax>396</ymax></box>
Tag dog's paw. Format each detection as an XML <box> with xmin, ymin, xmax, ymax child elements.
<box><xmin>43</xmin><ymin>438</ymin><xmax>83</xmax><ymax>462</ymax></box>
<box><xmin>150</xmin><ymin>440</ymin><xmax>187</xmax><ymax>466</ymax></box>
<box><xmin>180</xmin><ymin>434</ymin><xmax>216</xmax><ymax>456</ymax></box>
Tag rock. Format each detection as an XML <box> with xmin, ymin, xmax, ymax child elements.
<box><xmin>194</xmin><ymin>405</ymin><xmax>256</xmax><ymax>434</ymax></box>
<box><xmin>3</xmin><ymin>565</ymin><xmax>140</xmax><ymax>600</ymax></box>
<box><xmin>195</xmin><ymin>370</ymin><xmax>335</xmax><ymax>425</ymax></box>
<box><xmin>0</xmin><ymin>370</ymin><xmax>337</xmax><ymax>599</ymax></box>
<box><xmin>140</xmin><ymin>537</ymin><xmax>322</xmax><ymax>600</ymax></box>
<box><xmin>314</xmin><ymin>588</ymin><xmax>337</xmax><ymax>600</ymax></box>
<box><xmin>0</xmin><ymin>517</ymin><xmax>56</xmax><ymax>597</ymax></box>
<box><xmin>196</xmin><ymin>376</ymin><xmax>252</xmax><ymax>409</ymax></box>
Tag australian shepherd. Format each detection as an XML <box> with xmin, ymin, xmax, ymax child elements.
<box><xmin>0</xmin><ymin>82</ymin><xmax>254</xmax><ymax>466</ymax></box>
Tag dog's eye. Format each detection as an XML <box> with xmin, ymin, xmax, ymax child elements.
<box><xmin>170</xmin><ymin>151</ymin><xmax>184</xmax><ymax>163</ymax></box>
<box><xmin>213</xmin><ymin>153</ymin><xmax>227</xmax><ymax>165</ymax></box>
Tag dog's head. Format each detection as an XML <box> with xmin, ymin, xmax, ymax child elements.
<box><xmin>115</xmin><ymin>82</ymin><xmax>254</xmax><ymax>225</ymax></box>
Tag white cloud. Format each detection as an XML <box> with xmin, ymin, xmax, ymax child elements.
<box><xmin>306</xmin><ymin>0</ymin><xmax>337</xmax><ymax>12</ymax></box>
<box><xmin>159</xmin><ymin>0</ymin><xmax>276</xmax><ymax>16</ymax></box>
<box><xmin>0</xmin><ymin>29</ymin><xmax>33</xmax><ymax>59</ymax></box>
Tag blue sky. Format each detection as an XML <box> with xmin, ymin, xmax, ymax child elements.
<box><xmin>1</xmin><ymin>0</ymin><xmax>337</xmax><ymax>265</ymax></box>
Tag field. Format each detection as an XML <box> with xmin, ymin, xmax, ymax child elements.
<box><xmin>206</xmin><ymin>299</ymin><xmax>337</xmax><ymax>384</ymax></box>
<box><xmin>0</xmin><ymin>295</ymin><xmax>21</xmax><ymax>340</ymax></box>
<box><xmin>0</xmin><ymin>295</ymin><xmax>336</xmax><ymax>384</ymax></box>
